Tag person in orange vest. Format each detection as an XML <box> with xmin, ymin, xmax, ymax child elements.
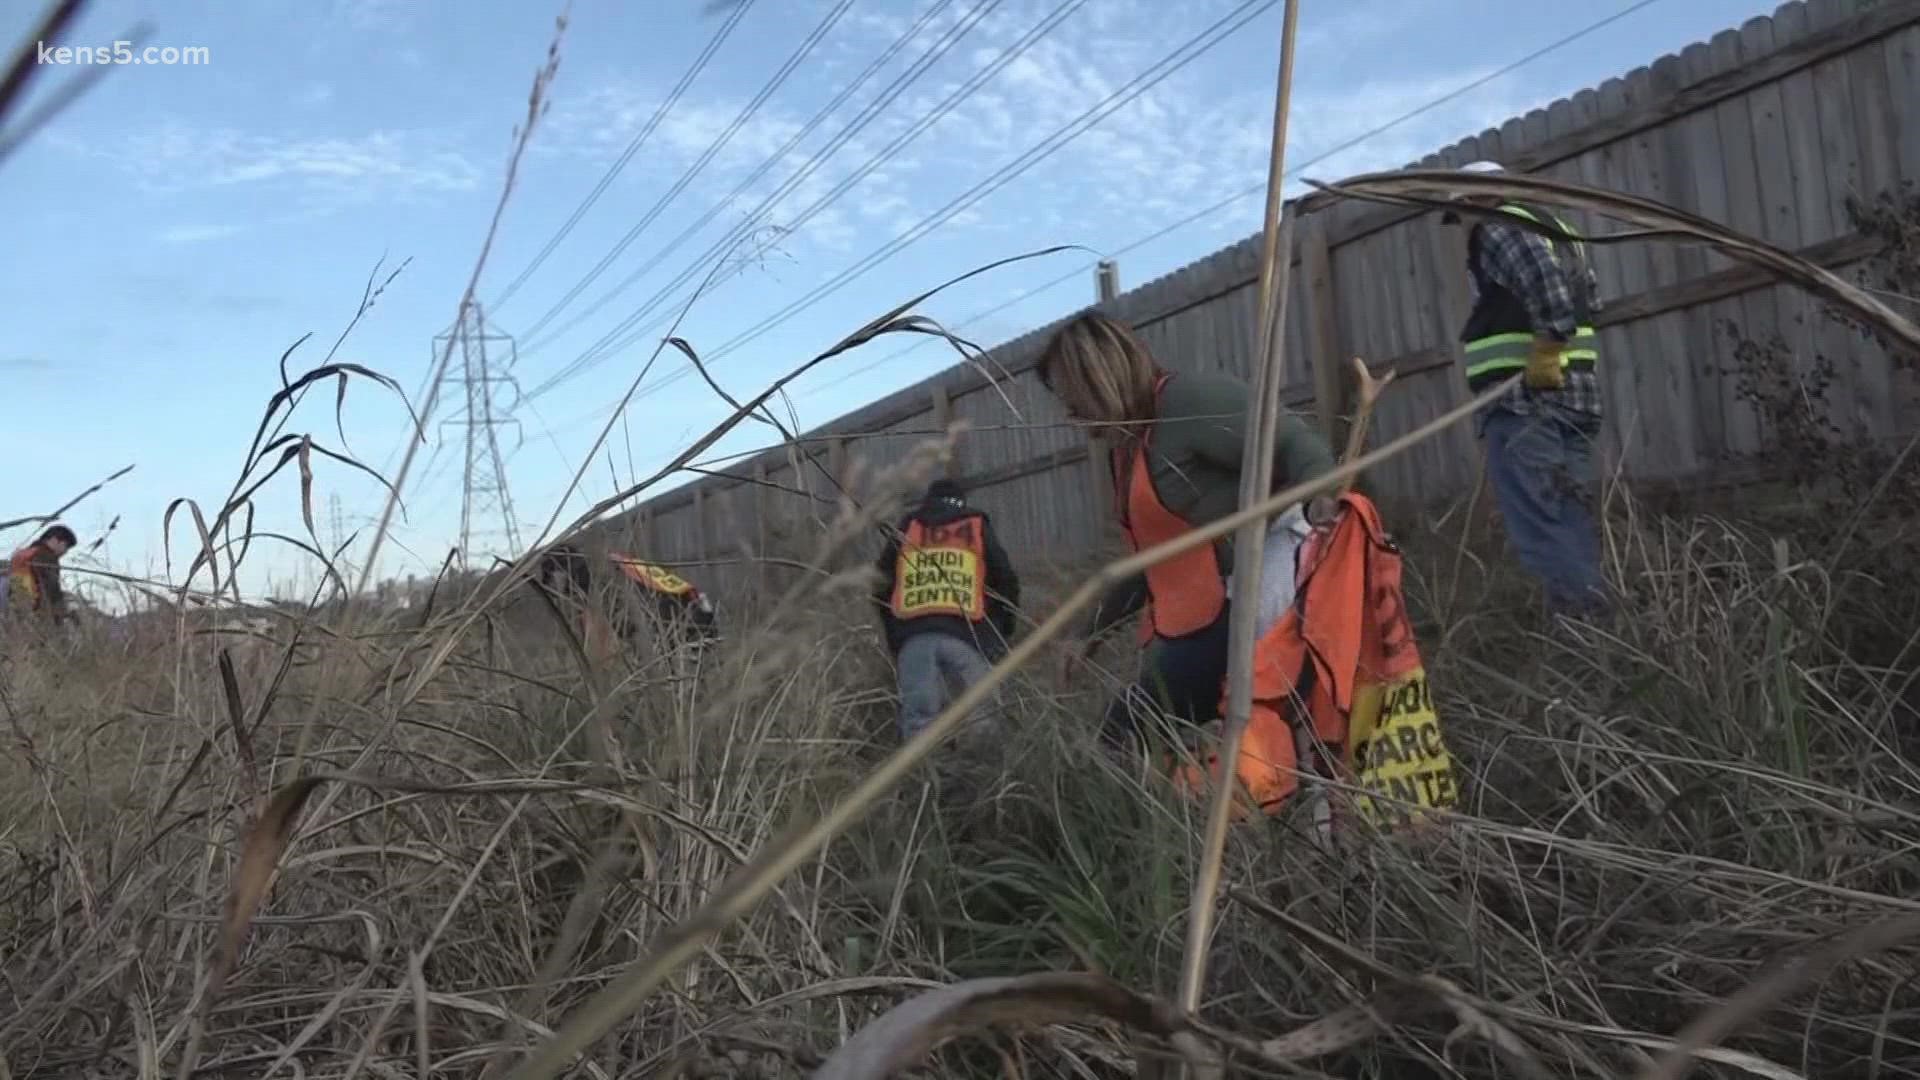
<box><xmin>533</xmin><ymin>543</ymin><xmax>720</xmax><ymax>665</ymax></box>
<box><xmin>4</xmin><ymin>525</ymin><xmax>78</xmax><ymax>624</ymax></box>
<box><xmin>1036</xmin><ymin>311</ymin><xmax>1336</xmax><ymax>749</ymax></box>
<box><xmin>604</xmin><ymin>551</ymin><xmax>721</xmax><ymax>658</ymax></box>
<box><xmin>872</xmin><ymin>478</ymin><xmax>1021</xmax><ymax>740</ymax></box>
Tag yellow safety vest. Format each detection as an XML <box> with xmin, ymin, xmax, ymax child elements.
<box><xmin>1462</xmin><ymin>203</ymin><xmax>1601</xmax><ymax>385</ymax></box>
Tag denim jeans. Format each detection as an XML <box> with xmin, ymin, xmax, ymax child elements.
<box><xmin>895</xmin><ymin>632</ymin><xmax>998</xmax><ymax>741</ymax></box>
<box><xmin>1482</xmin><ymin>405</ymin><xmax>1609</xmax><ymax>615</ymax></box>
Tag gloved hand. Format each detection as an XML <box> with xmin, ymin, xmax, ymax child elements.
<box><xmin>1525</xmin><ymin>337</ymin><xmax>1567</xmax><ymax>391</ymax></box>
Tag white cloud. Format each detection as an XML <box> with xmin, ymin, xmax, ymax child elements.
<box><xmin>157</xmin><ymin>223</ymin><xmax>243</xmax><ymax>245</ymax></box>
<box><xmin>68</xmin><ymin>119</ymin><xmax>480</xmax><ymax>207</ymax></box>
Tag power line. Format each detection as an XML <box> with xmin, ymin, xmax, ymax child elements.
<box><xmin>802</xmin><ymin>188</ymin><xmax>1269</xmax><ymax>397</ymax></box>
<box><xmin>521</xmin><ymin>0</ymin><xmax>1060</xmax><ymax>403</ymax></box>
<box><xmin>521</xmin><ymin>0</ymin><xmax>1033</xmax><ymax>399</ymax></box>
<box><xmin>513</xmin><ymin>0</ymin><xmax>966</xmax><ymax>364</ymax></box>
<box><xmin>804</xmin><ymin>0</ymin><xmax>1673</xmax><ymax>398</ymax></box>
<box><xmin>510</xmin><ymin>0</ymin><xmax>1673</xmax><ymax>505</ymax></box>
<box><xmin>609</xmin><ymin>0</ymin><xmax>1281</xmax><ymax>409</ymax></box>
<box><xmin>513</xmin><ymin>0</ymin><xmax>857</xmax><ymax>344</ymax></box>
<box><xmin>487</xmin><ymin>0</ymin><xmax>757</xmax><ymax>313</ymax></box>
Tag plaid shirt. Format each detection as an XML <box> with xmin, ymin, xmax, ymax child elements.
<box><xmin>1472</xmin><ymin>216</ymin><xmax>1604</xmax><ymax>428</ymax></box>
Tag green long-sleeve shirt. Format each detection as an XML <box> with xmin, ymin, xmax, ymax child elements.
<box><xmin>1087</xmin><ymin>370</ymin><xmax>1335</xmax><ymax>640</ymax></box>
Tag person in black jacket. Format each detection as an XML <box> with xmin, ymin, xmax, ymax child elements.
<box><xmin>872</xmin><ymin>478</ymin><xmax>1020</xmax><ymax>741</ymax></box>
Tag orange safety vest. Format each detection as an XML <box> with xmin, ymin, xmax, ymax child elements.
<box><xmin>608</xmin><ymin>553</ymin><xmax>698</xmax><ymax>599</ymax></box>
<box><xmin>6</xmin><ymin>544</ymin><xmax>50</xmax><ymax>612</ymax></box>
<box><xmin>888</xmin><ymin>514</ymin><xmax>988</xmax><ymax>622</ymax></box>
<box><xmin>1112</xmin><ymin>372</ymin><xmax>1227</xmax><ymax>644</ymax></box>
<box><xmin>1171</xmin><ymin>492</ymin><xmax>1461</xmax><ymax>827</ymax></box>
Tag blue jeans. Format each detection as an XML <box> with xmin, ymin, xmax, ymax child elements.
<box><xmin>895</xmin><ymin>632</ymin><xmax>998</xmax><ymax>741</ymax></box>
<box><xmin>1482</xmin><ymin>406</ymin><xmax>1609</xmax><ymax>615</ymax></box>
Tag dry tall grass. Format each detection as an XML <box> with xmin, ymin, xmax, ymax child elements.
<box><xmin>4</xmin><ymin>475</ymin><xmax>1918</xmax><ymax>1078</ymax></box>
<box><xmin>6</xmin><ymin>5</ymin><xmax>1918</xmax><ymax>1075</ymax></box>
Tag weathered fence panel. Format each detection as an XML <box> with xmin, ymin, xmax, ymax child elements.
<box><xmin>586</xmin><ymin>0</ymin><xmax>1920</xmax><ymax>605</ymax></box>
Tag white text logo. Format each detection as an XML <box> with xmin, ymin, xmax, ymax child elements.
<box><xmin>37</xmin><ymin>41</ymin><xmax>211</xmax><ymax>66</ymax></box>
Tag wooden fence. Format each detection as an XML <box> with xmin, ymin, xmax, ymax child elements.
<box><xmin>581</xmin><ymin>0</ymin><xmax>1920</xmax><ymax>602</ymax></box>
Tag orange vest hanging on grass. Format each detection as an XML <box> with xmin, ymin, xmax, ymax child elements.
<box><xmin>1171</xmin><ymin>492</ymin><xmax>1462</xmax><ymax>828</ymax></box>
<box><xmin>1112</xmin><ymin>373</ymin><xmax>1229</xmax><ymax>646</ymax></box>
<box><xmin>889</xmin><ymin>515</ymin><xmax>988</xmax><ymax>622</ymax></box>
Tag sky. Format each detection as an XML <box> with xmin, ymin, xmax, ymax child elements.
<box><xmin>1</xmin><ymin>0</ymin><xmax>1782</xmax><ymax>607</ymax></box>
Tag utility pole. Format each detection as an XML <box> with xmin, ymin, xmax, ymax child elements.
<box><xmin>1095</xmin><ymin>258</ymin><xmax>1120</xmax><ymax>303</ymax></box>
<box><xmin>434</xmin><ymin>302</ymin><xmax>525</xmax><ymax>566</ymax></box>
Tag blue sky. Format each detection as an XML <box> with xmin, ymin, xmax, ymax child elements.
<box><xmin>1</xmin><ymin>0</ymin><xmax>1779</xmax><ymax>605</ymax></box>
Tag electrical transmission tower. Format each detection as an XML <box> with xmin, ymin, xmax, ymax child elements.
<box><xmin>325</xmin><ymin>491</ymin><xmax>360</xmax><ymax>593</ymax></box>
<box><xmin>327</xmin><ymin>493</ymin><xmax>348</xmax><ymax>553</ymax></box>
<box><xmin>434</xmin><ymin>303</ymin><xmax>525</xmax><ymax>565</ymax></box>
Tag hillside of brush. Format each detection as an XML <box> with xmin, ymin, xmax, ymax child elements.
<box><xmin>4</xmin><ymin>460</ymin><xmax>1918</xmax><ymax>1078</ymax></box>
